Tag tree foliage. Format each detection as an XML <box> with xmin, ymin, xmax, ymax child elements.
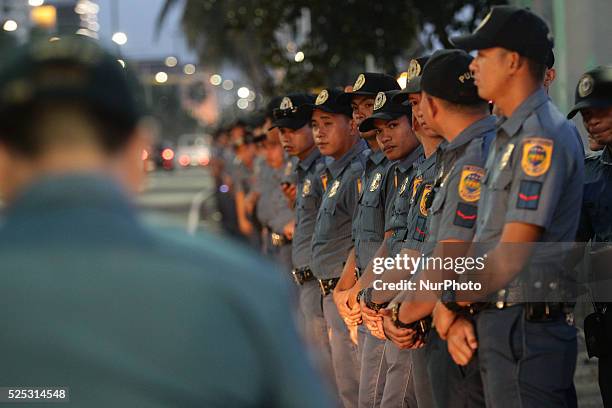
<box><xmin>158</xmin><ymin>0</ymin><xmax>506</xmax><ymax>97</ymax></box>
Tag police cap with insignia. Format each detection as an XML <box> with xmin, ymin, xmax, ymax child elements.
<box><xmin>0</xmin><ymin>35</ymin><xmax>144</xmax><ymax>130</ymax></box>
<box><xmin>309</xmin><ymin>88</ymin><xmax>353</xmax><ymax>117</ymax></box>
<box><xmin>421</xmin><ymin>49</ymin><xmax>484</xmax><ymax>105</ymax></box>
<box><xmin>392</xmin><ymin>56</ymin><xmax>430</xmax><ymax>105</ymax></box>
<box><xmin>450</xmin><ymin>6</ymin><xmax>553</xmax><ymax>66</ymax></box>
<box><xmin>567</xmin><ymin>65</ymin><xmax>612</xmax><ymax>119</ymax></box>
<box><xmin>359</xmin><ymin>90</ymin><xmax>410</xmax><ymax>133</ymax></box>
<box><xmin>336</xmin><ymin>72</ymin><xmax>400</xmax><ymax>105</ymax></box>
<box><xmin>270</xmin><ymin>93</ymin><xmax>315</xmax><ymax>130</ymax></box>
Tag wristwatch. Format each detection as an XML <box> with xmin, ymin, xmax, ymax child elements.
<box><xmin>390</xmin><ymin>302</ymin><xmax>417</xmax><ymax>330</ymax></box>
<box><xmin>364</xmin><ymin>288</ymin><xmax>389</xmax><ymax>312</ymax></box>
<box><xmin>441</xmin><ymin>289</ymin><xmax>472</xmax><ymax>314</ymax></box>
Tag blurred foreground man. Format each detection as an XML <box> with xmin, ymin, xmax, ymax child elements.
<box><xmin>0</xmin><ymin>36</ymin><xmax>330</xmax><ymax>408</ymax></box>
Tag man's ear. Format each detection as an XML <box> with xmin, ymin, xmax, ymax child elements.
<box><xmin>114</xmin><ymin>122</ymin><xmax>153</xmax><ymax>194</ymax></box>
<box><xmin>544</xmin><ymin>68</ymin><xmax>557</xmax><ymax>88</ymax></box>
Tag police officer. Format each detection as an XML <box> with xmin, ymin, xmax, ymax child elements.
<box><xmin>255</xmin><ymin>97</ymin><xmax>298</xmax><ymax>272</ymax></box>
<box><xmin>333</xmin><ymin>73</ymin><xmax>400</xmax><ymax>408</ymax></box>
<box><xmin>274</xmin><ymin>92</ymin><xmax>338</xmax><ymax>395</ymax></box>
<box><xmin>383</xmin><ymin>49</ymin><xmax>495</xmax><ymax>408</ymax></box>
<box><xmin>569</xmin><ymin>65</ymin><xmax>612</xmax><ymax>407</ymax></box>
<box><xmin>310</xmin><ymin>86</ymin><xmax>368</xmax><ymax>408</ymax></box>
<box><xmin>348</xmin><ymin>57</ymin><xmax>444</xmax><ymax>408</ymax></box>
<box><xmin>0</xmin><ymin>35</ymin><xmax>331</xmax><ymax>407</ymax></box>
<box><xmin>231</xmin><ymin>132</ymin><xmax>260</xmax><ymax>247</ymax></box>
<box><xmin>432</xmin><ymin>6</ymin><xmax>584</xmax><ymax>407</ymax></box>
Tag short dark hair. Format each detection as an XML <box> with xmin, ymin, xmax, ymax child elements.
<box><xmin>437</xmin><ymin>97</ymin><xmax>490</xmax><ymax>115</ymax></box>
<box><xmin>0</xmin><ymin>101</ymin><xmax>138</xmax><ymax>156</ymax></box>
<box><xmin>525</xmin><ymin>56</ymin><xmax>547</xmax><ymax>84</ymax></box>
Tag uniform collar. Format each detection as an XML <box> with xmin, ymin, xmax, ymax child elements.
<box><xmin>498</xmin><ymin>88</ymin><xmax>549</xmax><ymax>138</ymax></box>
<box><xmin>398</xmin><ymin>145</ymin><xmax>424</xmax><ymax>172</ymax></box>
<box><xmin>4</xmin><ymin>173</ymin><xmax>136</xmax><ymax>221</ymax></box>
<box><xmin>368</xmin><ymin>149</ymin><xmax>387</xmax><ymax>166</ymax></box>
<box><xmin>298</xmin><ymin>148</ymin><xmax>321</xmax><ymax>171</ymax></box>
<box><xmin>420</xmin><ymin>147</ymin><xmax>439</xmax><ymax>171</ymax></box>
<box><xmin>445</xmin><ymin>115</ymin><xmax>496</xmax><ymax>152</ymax></box>
<box><xmin>326</xmin><ymin>139</ymin><xmax>367</xmax><ymax>179</ymax></box>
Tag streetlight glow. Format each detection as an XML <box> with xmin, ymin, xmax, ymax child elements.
<box><xmin>165</xmin><ymin>56</ymin><xmax>178</xmax><ymax>67</ymax></box>
<box><xmin>155</xmin><ymin>72</ymin><xmax>168</xmax><ymax>84</ymax></box>
<box><xmin>237</xmin><ymin>87</ymin><xmax>250</xmax><ymax>99</ymax></box>
<box><xmin>184</xmin><ymin>64</ymin><xmax>196</xmax><ymax>75</ymax></box>
<box><xmin>3</xmin><ymin>20</ymin><xmax>18</xmax><ymax>32</ymax></box>
<box><xmin>210</xmin><ymin>74</ymin><xmax>222</xmax><ymax>86</ymax></box>
<box><xmin>237</xmin><ymin>99</ymin><xmax>249</xmax><ymax>110</ymax></box>
<box><xmin>294</xmin><ymin>51</ymin><xmax>305</xmax><ymax>63</ymax></box>
<box><xmin>112</xmin><ymin>32</ymin><xmax>127</xmax><ymax>45</ymax></box>
<box><xmin>222</xmin><ymin>79</ymin><xmax>234</xmax><ymax>90</ymax></box>
<box><xmin>28</xmin><ymin>0</ymin><xmax>45</xmax><ymax>6</ymax></box>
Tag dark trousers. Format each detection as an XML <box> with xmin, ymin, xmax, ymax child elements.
<box><xmin>475</xmin><ymin>306</ymin><xmax>577</xmax><ymax>408</ymax></box>
<box><xmin>599</xmin><ymin>305</ymin><xmax>612</xmax><ymax>407</ymax></box>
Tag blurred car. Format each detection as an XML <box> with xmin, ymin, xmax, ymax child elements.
<box><xmin>176</xmin><ymin>134</ymin><xmax>211</xmax><ymax>168</ymax></box>
<box><xmin>143</xmin><ymin>142</ymin><xmax>175</xmax><ymax>171</ymax></box>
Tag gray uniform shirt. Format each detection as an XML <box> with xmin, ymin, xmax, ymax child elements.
<box><xmin>292</xmin><ymin>149</ymin><xmax>324</xmax><ymax>269</ymax></box>
<box><xmin>475</xmin><ymin>89</ymin><xmax>584</xmax><ymax>244</ymax></box>
<box><xmin>385</xmin><ymin>146</ymin><xmax>424</xmax><ymax>257</ymax></box>
<box><xmin>401</xmin><ymin>148</ymin><xmax>441</xmax><ymax>252</ymax></box>
<box><xmin>256</xmin><ymin>164</ymin><xmax>294</xmax><ymax>234</ymax></box>
<box><xmin>353</xmin><ymin>149</ymin><xmax>396</xmax><ymax>270</ymax></box>
<box><xmin>474</xmin><ymin>89</ymin><xmax>584</xmax><ymax>298</ymax></box>
<box><xmin>311</xmin><ymin>140</ymin><xmax>368</xmax><ymax>279</ymax></box>
<box><xmin>423</xmin><ymin>116</ymin><xmax>496</xmax><ymax>255</ymax></box>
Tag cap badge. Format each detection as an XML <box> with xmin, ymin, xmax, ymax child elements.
<box><xmin>353</xmin><ymin>74</ymin><xmax>366</xmax><ymax>91</ymax></box>
<box><xmin>578</xmin><ymin>75</ymin><xmax>594</xmax><ymax>98</ymax></box>
<box><xmin>280</xmin><ymin>96</ymin><xmax>293</xmax><ymax>110</ymax></box>
<box><xmin>316</xmin><ymin>89</ymin><xmax>329</xmax><ymax>105</ymax></box>
<box><xmin>407</xmin><ymin>59</ymin><xmax>421</xmax><ymax>81</ymax></box>
<box><xmin>374</xmin><ymin>92</ymin><xmax>386</xmax><ymax>111</ymax></box>
<box><xmin>475</xmin><ymin>10</ymin><xmax>492</xmax><ymax>32</ymax></box>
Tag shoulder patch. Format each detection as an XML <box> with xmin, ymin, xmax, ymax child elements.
<box><xmin>521</xmin><ymin>138</ymin><xmax>553</xmax><ymax>177</ymax></box>
<box><xmin>458</xmin><ymin>165</ymin><xmax>484</xmax><ymax>202</ymax></box>
<box><xmin>516</xmin><ymin>180</ymin><xmax>542</xmax><ymax>210</ymax></box>
<box><xmin>411</xmin><ymin>175</ymin><xmax>423</xmax><ymax>202</ymax></box>
<box><xmin>419</xmin><ymin>184</ymin><xmax>433</xmax><ymax>216</ymax></box>
<box><xmin>453</xmin><ymin>202</ymin><xmax>478</xmax><ymax>228</ymax></box>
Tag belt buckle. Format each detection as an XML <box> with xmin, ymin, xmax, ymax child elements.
<box><xmin>271</xmin><ymin>233</ymin><xmax>281</xmax><ymax>246</ymax></box>
<box><xmin>291</xmin><ymin>269</ymin><xmax>302</xmax><ymax>285</ymax></box>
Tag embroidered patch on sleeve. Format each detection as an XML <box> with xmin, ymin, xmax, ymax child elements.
<box><xmin>412</xmin><ymin>216</ymin><xmax>428</xmax><ymax>242</ymax></box>
<box><xmin>453</xmin><ymin>202</ymin><xmax>478</xmax><ymax>228</ymax></box>
<box><xmin>458</xmin><ymin>165</ymin><xmax>485</xmax><ymax>202</ymax></box>
<box><xmin>516</xmin><ymin>180</ymin><xmax>542</xmax><ymax>210</ymax></box>
<box><xmin>521</xmin><ymin>138</ymin><xmax>553</xmax><ymax>177</ymax></box>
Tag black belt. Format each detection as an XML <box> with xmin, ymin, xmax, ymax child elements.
<box><xmin>318</xmin><ymin>278</ymin><xmax>339</xmax><ymax>296</ymax></box>
<box><xmin>479</xmin><ymin>301</ymin><xmax>573</xmax><ymax>322</ymax></box>
<box><xmin>291</xmin><ymin>267</ymin><xmax>315</xmax><ymax>285</ymax></box>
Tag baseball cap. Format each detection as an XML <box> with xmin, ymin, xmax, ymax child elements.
<box><xmin>359</xmin><ymin>90</ymin><xmax>410</xmax><ymax>133</ymax></box>
<box><xmin>421</xmin><ymin>49</ymin><xmax>484</xmax><ymax>105</ymax></box>
<box><xmin>392</xmin><ymin>56</ymin><xmax>430</xmax><ymax>105</ymax></box>
<box><xmin>0</xmin><ymin>35</ymin><xmax>144</xmax><ymax>126</ymax></box>
<box><xmin>270</xmin><ymin>93</ymin><xmax>315</xmax><ymax>130</ymax></box>
<box><xmin>567</xmin><ymin>65</ymin><xmax>612</xmax><ymax>119</ymax></box>
<box><xmin>309</xmin><ymin>88</ymin><xmax>353</xmax><ymax>117</ymax></box>
<box><xmin>337</xmin><ymin>72</ymin><xmax>400</xmax><ymax>105</ymax></box>
<box><xmin>450</xmin><ymin>6</ymin><xmax>553</xmax><ymax>65</ymax></box>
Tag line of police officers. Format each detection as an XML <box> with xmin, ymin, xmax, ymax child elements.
<box><xmin>211</xmin><ymin>5</ymin><xmax>612</xmax><ymax>408</ymax></box>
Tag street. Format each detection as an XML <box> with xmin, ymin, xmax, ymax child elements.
<box><xmin>137</xmin><ymin>167</ymin><xmax>221</xmax><ymax>234</ymax></box>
